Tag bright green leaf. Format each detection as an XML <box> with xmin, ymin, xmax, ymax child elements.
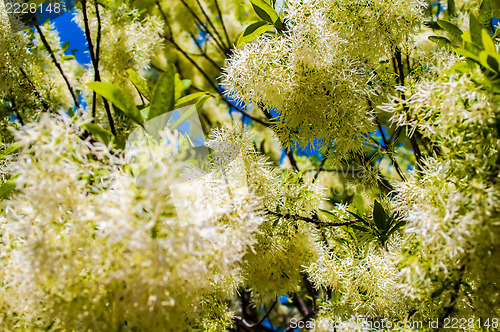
<box><xmin>237</xmin><ymin>21</ymin><xmax>274</xmax><ymax>46</ymax></box>
<box><xmin>175</xmin><ymin>91</ymin><xmax>209</xmax><ymax>108</ymax></box>
<box><xmin>149</xmin><ymin>65</ymin><xmax>175</xmax><ymax>121</ymax></box>
<box><xmin>62</xmin><ymin>55</ymin><xmax>75</xmax><ymax>61</ymax></box>
<box><xmin>84</xmin><ymin>123</ymin><xmax>113</xmax><ymax>146</ymax></box>
<box><xmin>126</xmin><ymin>69</ymin><xmax>151</xmax><ymax>101</ymax></box>
<box><xmin>174</xmin><ymin>74</ymin><xmax>191</xmax><ymax>100</ymax></box>
<box><xmin>86</xmin><ymin>81</ymin><xmax>144</xmax><ymax>126</ymax></box>
<box><xmin>0</xmin><ymin>180</ymin><xmax>16</xmax><ymax>199</ymax></box>
<box><xmin>249</xmin><ymin>0</ymin><xmax>285</xmax><ymax>30</ymax></box>
<box><xmin>0</xmin><ymin>144</ymin><xmax>20</xmax><ymax>160</ymax></box>
<box><xmin>61</xmin><ymin>41</ymin><xmax>70</xmax><ymax>53</ymax></box>
<box><xmin>482</xmin><ymin>29</ymin><xmax>496</xmax><ymax>52</ymax></box>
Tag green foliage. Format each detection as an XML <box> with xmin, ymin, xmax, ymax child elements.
<box><xmin>1</xmin><ymin>0</ymin><xmax>499</xmax><ymax>329</ymax></box>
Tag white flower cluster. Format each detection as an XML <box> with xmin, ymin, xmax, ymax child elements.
<box><xmin>0</xmin><ymin>114</ymin><xmax>264</xmax><ymax>330</ymax></box>
<box><xmin>223</xmin><ymin>0</ymin><xmax>423</xmax><ymax>159</ymax></box>
<box><xmin>385</xmin><ymin>72</ymin><xmax>500</xmax><ymax>318</ymax></box>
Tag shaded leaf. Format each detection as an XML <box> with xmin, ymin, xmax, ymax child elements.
<box><xmin>469</xmin><ymin>13</ymin><xmax>484</xmax><ymax>46</ymax></box>
<box><xmin>437</xmin><ymin>20</ymin><xmax>463</xmax><ymax>41</ymax></box>
<box><xmin>447</xmin><ymin>0</ymin><xmax>456</xmax><ymax>16</ymax></box>
<box><xmin>478</xmin><ymin>0</ymin><xmax>492</xmax><ymax>30</ymax></box>
<box><xmin>373</xmin><ymin>200</ymin><xmax>388</xmax><ymax>232</ymax></box>
<box><xmin>428</xmin><ymin>35</ymin><xmax>452</xmax><ymax>48</ymax></box>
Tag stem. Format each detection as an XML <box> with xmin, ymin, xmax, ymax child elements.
<box><xmin>81</xmin><ymin>0</ymin><xmax>116</xmax><ymax>136</ymax></box>
<box><xmin>375</xmin><ymin>117</ymin><xmax>406</xmax><ymax>181</ymax></box>
<box><xmin>259</xmin><ymin>104</ymin><xmax>300</xmax><ymax>172</ymax></box>
<box><xmin>178</xmin><ymin>0</ymin><xmax>226</xmax><ymax>55</ymax></box>
<box><xmin>33</xmin><ymin>21</ymin><xmax>80</xmax><ymax>109</ymax></box>
<box><xmin>213</xmin><ymin>0</ymin><xmax>232</xmax><ymax>48</ymax></box>
<box><xmin>313</xmin><ymin>154</ymin><xmax>328</xmax><ymax>182</ymax></box>
<box><xmin>11</xmin><ymin>100</ymin><xmax>25</xmax><ymax>126</ymax></box>
<box><xmin>188</xmin><ymin>31</ymin><xmax>221</xmax><ymax>70</ymax></box>
<box><xmin>266</xmin><ymin>210</ymin><xmax>361</xmax><ymax>227</ymax></box>
<box><xmin>194</xmin><ymin>0</ymin><xmax>228</xmax><ymax>52</ymax></box>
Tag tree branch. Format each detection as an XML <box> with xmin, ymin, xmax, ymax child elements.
<box><xmin>81</xmin><ymin>0</ymin><xmax>117</xmax><ymax>136</ymax></box>
<box><xmin>266</xmin><ymin>210</ymin><xmax>361</xmax><ymax>227</ymax></box>
<box><xmin>33</xmin><ymin>21</ymin><xmax>80</xmax><ymax>109</ymax></box>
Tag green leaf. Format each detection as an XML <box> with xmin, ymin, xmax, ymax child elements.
<box><xmin>479</xmin><ymin>51</ymin><xmax>500</xmax><ymax>72</ymax></box>
<box><xmin>478</xmin><ymin>0</ymin><xmax>492</xmax><ymax>30</ymax></box>
<box><xmin>149</xmin><ymin>65</ymin><xmax>176</xmax><ymax>121</ymax></box>
<box><xmin>373</xmin><ymin>200</ymin><xmax>388</xmax><ymax>232</ymax></box>
<box><xmin>387</xmin><ymin>219</ymin><xmax>407</xmax><ymax>237</ymax></box>
<box><xmin>84</xmin><ymin>123</ymin><xmax>113</xmax><ymax>146</ymax></box>
<box><xmin>61</xmin><ymin>41</ymin><xmax>70</xmax><ymax>53</ymax></box>
<box><xmin>0</xmin><ymin>144</ymin><xmax>21</xmax><ymax>160</ymax></box>
<box><xmin>0</xmin><ymin>180</ymin><xmax>16</xmax><ymax>199</ymax></box>
<box><xmin>174</xmin><ymin>74</ymin><xmax>191</xmax><ymax>100</ymax></box>
<box><xmin>319</xmin><ymin>209</ymin><xmax>340</xmax><ymax>222</ymax></box>
<box><xmin>249</xmin><ymin>0</ymin><xmax>285</xmax><ymax>30</ymax></box>
<box><xmin>351</xmin><ymin>192</ymin><xmax>365</xmax><ymax>215</ymax></box>
<box><xmin>175</xmin><ymin>91</ymin><xmax>209</xmax><ymax>108</ymax></box>
<box><xmin>447</xmin><ymin>0</ymin><xmax>456</xmax><ymax>16</ymax></box>
<box><xmin>347</xmin><ymin>211</ymin><xmax>370</xmax><ymax>227</ymax></box>
<box><xmin>428</xmin><ymin>35</ymin><xmax>452</xmax><ymax>48</ymax></box>
<box><xmin>436</xmin><ymin>20</ymin><xmax>463</xmax><ymax>41</ymax></box>
<box><xmin>470</xmin><ymin>13</ymin><xmax>485</xmax><ymax>47</ymax></box>
<box><xmin>482</xmin><ymin>29</ymin><xmax>496</xmax><ymax>52</ymax></box>
<box><xmin>237</xmin><ymin>21</ymin><xmax>274</xmax><ymax>46</ymax></box>
<box><xmin>86</xmin><ymin>81</ymin><xmax>144</xmax><ymax>126</ymax></box>
<box><xmin>126</xmin><ymin>69</ymin><xmax>151</xmax><ymax>101</ymax></box>
<box><xmin>350</xmin><ymin>224</ymin><xmax>370</xmax><ymax>233</ymax></box>
<box><xmin>62</xmin><ymin>55</ymin><xmax>75</xmax><ymax>61</ymax></box>
<box><xmin>194</xmin><ymin>94</ymin><xmax>210</xmax><ymax>109</ymax></box>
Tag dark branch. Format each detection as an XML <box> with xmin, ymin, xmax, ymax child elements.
<box><xmin>81</xmin><ymin>0</ymin><xmax>116</xmax><ymax>136</ymax></box>
<box><xmin>33</xmin><ymin>21</ymin><xmax>80</xmax><ymax>109</ymax></box>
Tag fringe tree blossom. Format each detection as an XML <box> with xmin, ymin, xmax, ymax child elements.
<box><xmin>223</xmin><ymin>0</ymin><xmax>423</xmax><ymax>159</ymax></box>
<box><xmin>0</xmin><ymin>114</ymin><xmax>264</xmax><ymax>330</ymax></box>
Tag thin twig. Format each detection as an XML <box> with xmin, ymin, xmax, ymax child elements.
<box><xmin>374</xmin><ymin>117</ymin><xmax>406</xmax><ymax>181</ymax></box>
<box><xmin>234</xmin><ymin>298</ymin><xmax>277</xmax><ymax>329</ymax></box>
<box><xmin>178</xmin><ymin>0</ymin><xmax>226</xmax><ymax>55</ymax></box>
<box><xmin>81</xmin><ymin>0</ymin><xmax>116</xmax><ymax>136</ymax></box>
<box><xmin>259</xmin><ymin>104</ymin><xmax>300</xmax><ymax>172</ymax></box>
<box><xmin>267</xmin><ymin>210</ymin><xmax>361</xmax><ymax>227</ymax></box>
<box><xmin>313</xmin><ymin>154</ymin><xmax>328</xmax><ymax>182</ymax></box>
<box><xmin>188</xmin><ymin>31</ymin><xmax>221</xmax><ymax>70</ymax></box>
<box><xmin>213</xmin><ymin>0</ymin><xmax>232</xmax><ymax>48</ymax></box>
<box><xmin>194</xmin><ymin>0</ymin><xmax>228</xmax><ymax>51</ymax></box>
<box><xmin>33</xmin><ymin>21</ymin><xmax>80</xmax><ymax>109</ymax></box>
